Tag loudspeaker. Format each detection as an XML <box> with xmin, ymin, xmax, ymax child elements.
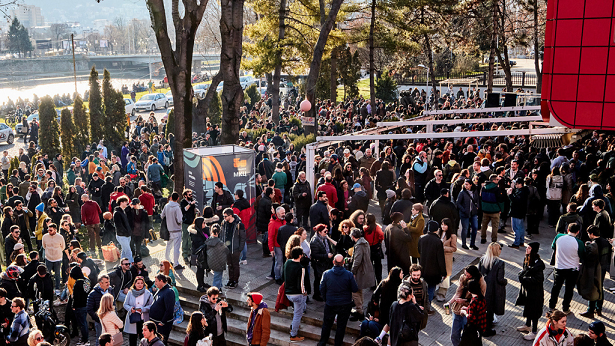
<box><xmin>504</xmin><ymin>93</ymin><xmax>517</xmax><ymax>107</ymax></box>
<box><xmin>486</xmin><ymin>93</ymin><xmax>500</xmax><ymax>108</ymax></box>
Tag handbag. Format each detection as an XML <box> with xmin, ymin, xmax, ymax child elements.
<box><xmin>173</xmin><ymin>300</ymin><xmax>184</xmax><ymax>325</ymax></box>
<box><xmin>370</xmin><ymin>243</ymin><xmax>385</xmax><ymax>259</ymax></box>
<box><xmin>459</xmin><ymin>324</ymin><xmax>481</xmax><ymax>346</ymax></box>
<box><xmin>102</xmin><ymin>319</ymin><xmax>124</xmax><ymax>346</ymax></box>
<box><xmin>129</xmin><ymin>311</ymin><xmax>143</xmax><ymax>324</ymax></box>
<box><xmin>160</xmin><ymin>217</ymin><xmax>170</xmax><ymax>241</ymax></box>
<box><xmin>196</xmin><ymin>336</ymin><xmax>213</xmax><ymax>346</ymax></box>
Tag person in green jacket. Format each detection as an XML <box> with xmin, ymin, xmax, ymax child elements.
<box><xmin>480</xmin><ymin>174</ymin><xmax>505</xmax><ymax>244</ymax></box>
<box><xmin>271</xmin><ymin>162</ymin><xmax>287</xmax><ymax>196</ymax></box>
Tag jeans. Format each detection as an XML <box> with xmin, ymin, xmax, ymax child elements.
<box><xmin>460</xmin><ymin>216</ymin><xmax>478</xmax><ymax>247</ymax></box>
<box><xmin>116</xmin><ymin>235</ymin><xmax>133</xmax><ymax>263</ymax></box>
<box><xmin>74</xmin><ymin>307</ymin><xmax>89</xmax><ymax>343</ymax></box>
<box><xmin>166</xmin><ymin>231</ymin><xmax>181</xmax><ymax>265</ymax></box>
<box><xmin>287</xmin><ymin>294</ymin><xmax>306</xmax><ymax>337</ymax></box>
<box><xmin>549</xmin><ymin>268</ymin><xmax>579</xmax><ymax>311</ymax></box>
<box><xmin>319</xmin><ymin>303</ymin><xmax>353</xmax><ymax>346</ymax></box>
<box><xmin>212</xmin><ymin>271</ymin><xmax>223</xmax><ymax>289</ymax></box>
<box><xmin>240</xmin><ymin>243</ymin><xmax>247</xmax><ymax>261</ymax></box>
<box><xmin>274</xmin><ymin>247</ymin><xmax>283</xmax><ymax>280</ymax></box>
<box><xmin>261</xmin><ymin>231</ymin><xmax>270</xmax><ymax>255</ymax></box>
<box><xmin>427</xmin><ymin>283</ymin><xmax>437</xmax><ymax>303</ymax></box>
<box><xmin>46</xmin><ymin>259</ymin><xmax>61</xmax><ymax>289</ymax></box>
<box><xmin>511</xmin><ymin>217</ymin><xmax>526</xmax><ymax>246</ymax></box>
<box><xmin>94</xmin><ymin>321</ymin><xmax>102</xmax><ymax>346</ymax></box>
<box><xmin>181</xmin><ymin>223</ymin><xmax>192</xmax><ymax>260</ymax></box>
<box><xmin>360</xmin><ymin>319</ymin><xmax>382</xmax><ymax>339</ymax></box>
<box><xmin>451</xmin><ymin>313</ymin><xmax>467</xmax><ymax>346</ymax></box>
<box><xmin>480</xmin><ymin>212</ymin><xmax>500</xmax><ymax>242</ymax></box>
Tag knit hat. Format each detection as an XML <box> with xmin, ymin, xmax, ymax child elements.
<box><xmin>36</xmin><ymin>203</ymin><xmax>45</xmax><ymax>213</ymax></box>
<box><xmin>528</xmin><ymin>242</ymin><xmax>540</xmax><ymax>255</ymax></box>
<box><xmin>386</xmin><ymin>189</ymin><xmax>396</xmax><ymax>199</ymax></box>
<box><xmin>249</xmin><ymin>292</ymin><xmax>263</xmax><ymax>305</ymax></box>
<box><xmin>589</xmin><ymin>321</ymin><xmax>606</xmax><ymax>335</ymax></box>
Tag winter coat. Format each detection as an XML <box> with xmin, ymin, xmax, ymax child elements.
<box><xmin>480</xmin><ymin>182</ymin><xmax>504</xmax><ymax>214</ymax></box>
<box><xmin>87</xmin><ymin>284</ymin><xmax>115</xmax><ymax>323</ymax></box>
<box><xmin>577</xmin><ymin>240</ymin><xmax>603</xmax><ymax>302</ymax></box>
<box><xmin>479</xmin><ymin>258</ymin><xmax>507</xmax><ymax>315</ymax></box>
<box><xmin>388</xmin><ymin>301</ymin><xmax>425</xmax><ymax>346</ymax></box>
<box><xmin>533</xmin><ymin>323</ymin><xmax>575</xmax><ymax>346</ymax></box>
<box><xmin>556</xmin><ymin>212</ymin><xmax>583</xmax><ymax>234</ymax></box>
<box><xmin>390</xmin><ymin>198</ymin><xmax>414</xmax><ymax>223</ymax></box>
<box><xmin>267</xmin><ymin>216</ymin><xmax>285</xmax><ymax>251</ymax></box>
<box><xmin>81</xmin><ymin>200</ymin><xmax>102</xmax><ymax>226</ymax></box>
<box><xmin>123</xmin><ymin>289</ymin><xmax>154</xmax><ymax>334</ymax></box>
<box><xmin>350</xmin><ymin>237</ymin><xmax>376</xmax><ymax>289</ymax></box>
<box><xmin>375</xmin><ymin>169</ymin><xmax>395</xmax><ymax>200</ymax></box>
<box><xmin>113</xmin><ymin>206</ymin><xmax>132</xmax><ymax>237</ymax></box>
<box><xmin>188</xmin><ymin>216</ymin><xmax>217</xmax><ymax>250</ymax></box>
<box><xmin>109</xmin><ymin>266</ymin><xmax>133</xmax><ymax>301</ymax></box>
<box><xmin>220</xmin><ymin>215</ymin><xmax>246</xmax><ymax>254</ymax></box>
<box><xmin>149</xmin><ymin>284</ymin><xmax>175</xmax><ymax>329</ymax></box>
<box><xmin>246</xmin><ymin>303</ymin><xmax>271</xmax><ymax>346</ymax></box>
<box><xmin>408</xmin><ymin>214</ymin><xmax>425</xmax><ymax>258</ymax></box>
<box><xmin>292</xmin><ymin>180</ymin><xmax>312</xmax><ymax>209</ymax></box>
<box><xmin>456</xmin><ymin>188</ymin><xmax>479</xmax><ymax>218</ymax></box>
<box><xmin>0</xmin><ymin>276</ymin><xmax>20</xmax><ymax>300</ymax></box>
<box><xmin>509</xmin><ymin>186</ymin><xmax>529</xmax><ymax>219</ymax></box>
<box><xmin>516</xmin><ymin>257</ymin><xmax>545</xmax><ymax>320</ymax></box>
<box><xmin>256</xmin><ymin>195</ymin><xmax>273</xmax><ymax>232</ymax></box>
<box><xmin>429</xmin><ymin>197</ymin><xmax>459</xmax><ymax>232</ymax></box>
<box><xmin>309</xmin><ymin>200</ymin><xmax>330</xmax><ymax>229</ymax></box>
<box><xmin>442</xmin><ymin>234</ymin><xmax>457</xmax><ymax>277</ymax></box>
<box><xmin>320</xmin><ymin>265</ymin><xmax>358</xmax><ymax>306</ymax></box>
<box><xmin>310</xmin><ymin>234</ymin><xmax>335</xmax><ymax>271</ymax></box>
<box><xmin>199</xmin><ymin>295</ymin><xmax>232</xmax><ymax>337</ymax></box>
<box><xmin>100</xmin><ymin>311</ymin><xmax>123</xmax><ymax>336</ymax></box>
<box><xmin>384</xmin><ymin>223</ymin><xmax>413</xmax><ymax>274</ymax></box>
<box><xmin>348</xmin><ymin>190</ymin><xmax>369</xmax><ymax>214</ymax></box>
<box><xmin>206</xmin><ymin>236</ymin><xmax>229</xmax><ymax>272</ymax></box>
<box><xmin>418</xmin><ymin>232</ymin><xmax>447</xmax><ymax>286</ymax></box>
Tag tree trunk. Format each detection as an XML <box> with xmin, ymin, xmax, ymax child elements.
<box><xmin>146</xmin><ymin>0</ymin><xmax>208</xmax><ymax>192</ymax></box>
<box><xmin>496</xmin><ymin>0</ymin><xmax>512</xmax><ymax>92</ymax></box>
<box><xmin>369</xmin><ymin>0</ymin><xmax>376</xmax><ymax>114</ymax></box>
<box><xmin>487</xmin><ymin>0</ymin><xmax>498</xmax><ymax>94</ymax></box>
<box><xmin>193</xmin><ymin>72</ymin><xmax>223</xmax><ymax>133</ymax></box>
<box><xmin>424</xmin><ymin>35</ymin><xmax>437</xmax><ymax>103</ymax></box>
<box><xmin>219</xmin><ymin>0</ymin><xmax>245</xmax><ymax>144</ymax></box>
<box><xmin>330</xmin><ymin>46</ymin><xmax>338</xmax><ymax>103</ymax></box>
<box><xmin>271</xmin><ymin>0</ymin><xmax>287</xmax><ymax>126</ymax></box>
<box><xmin>304</xmin><ymin>0</ymin><xmax>345</xmax><ymax>136</ymax></box>
<box><xmin>533</xmin><ymin>0</ymin><xmax>542</xmax><ymax>92</ymax></box>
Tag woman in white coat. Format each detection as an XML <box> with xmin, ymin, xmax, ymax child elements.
<box><xmin>123</xmin><ymin>276</ymin><xmax>154</xmax><ymax>346</ymax></box>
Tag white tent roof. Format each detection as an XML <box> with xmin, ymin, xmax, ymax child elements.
<box><xmin>184</xmin><ymin>145</ymin><xmax>253</xmax><ymax>156</ymax></box>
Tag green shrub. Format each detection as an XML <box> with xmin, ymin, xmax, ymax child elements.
<box><xmin>245</xmin><ymin>84</ymin><xmax>261</xmax><ymax>107</ymax></box>
<box><xmin>289</xmin><ymin>117</ymin><xmax>302</xmax><ymax>129</ymax></box>
<box><xmin>289</xmin><ymin>133</ymin><xmax>315</xmax><ymax>153</ymax></box>
<box><xmin>247</xmin><ymin>127</ymin><xmax>271</xmax><ymax>141</ymax></box>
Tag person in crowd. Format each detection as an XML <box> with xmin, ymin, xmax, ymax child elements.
<box><xmin>349</xmin><ymin>227</ymin><xmax>375</xmax><ymax>321</ymax></box>
<box><xmin>375</xmin><ymin>161</ymin><xmax>395</xmax><ymax>215</ymax></box>
<box><xmin>310</xmin><ymin>191</ymin><xmax>330</xmax><ymax>233</ymax></box>
<box><xmin>418</xmin><ymin>220</ymin><xmax>446</xmax><ymax>305</ymax></box>
<box><xmin>26</xmin><ymin>330</ymin><xmax>43</xmax><ymax>346</ymax></box>
<box><xmin>283</xmin><ymin>246</ymin><xmax>306</xmax><ymax>342</ymax></box>
<box><xmin>188</xmin><ymin>214</ymin><xmax>213</xmax><ymax>291</ymax></box>
<box><xmin>588</xmin><ymin>321</ymin><xmax>612</xmax><ymax>346</ymax></box>
<box><xmin>199</xmin><ymin>286</ymin><xmax>231</xmax><ymax>346</ymax></box>
<box><xmin>456</xmin><ymin>177</ymin><xmax>480</xmax><ymax>251</ymax></box>
<box><xmin>123</xmin><ymin>276</ymin><xmax>154</xmax><ymax>346</ymax></box>
<box><xmin>203</xmin><ymin>225</ymin><xmax>227</xmax><ymax>291</ymax></box>
<box><xmin>369</xmin><ymin>266</ymin><xmax>402</xmax><ymax>338</ymax></box>
<box><xmin>318</xmin><ymin>254</ymin><xmax>358</xmax><ymax>346</ymax></box>
<box><xmin>448</xmin><ymin>265</ymin><xmax>486</xmax><ymax>346</ymax></box>
<box><xmin>424</xmin><ymin>169</ymin><xmax>447</xmax><ymax>213</ymax></box>
<box><xmin>180</xmin><ymin>189</ymin><xmax>197</xmax><ymax>265</ymax></box>
<box><xmin>41</xmin><ymin>223</ymin><xmax>64</xmax><ymax>293</ymax></box>
<box><xmin>267</xmin><ymin>207</ymin><xmax>286</xmax><ymax>285</ymax></box>
<box><xmin>437</xmin><ymin>218</ymin><xmax>457</xmax><ymax>302</ymax></box>
<box><xmin>579</xmin><ymin>225</ymin><xmax>606</xmax><ymax>319</ymax></box>
<box><xmin>113</xmin><ymin>196</ymin><xmax>133</xmax><ymax>263</ymax></box>
<box><xmin>508</xmin><ymin>177</ymin><xmax>529</xmax><ymax>248</ymax></box>
<box><xmin>7</xmin><ymin>298</ymin><xmax>29</xmax><ymax>346</ymax></box>
<box><xmin>362</xmin><ymin>213</ymin><xmax>383</xmax><ymax>284</ymax></box>
<box><xmin>139</xmin><ymin>322</ymin><xmax>165</xmax><ymax>346</ymax></box>
<box><xmin>408</xmin><ymin>204</ymin><xmax>425</xmax><ymax>264</ymax></box>
<box><xmin>533</xmin><ymin>310</ymin><xmax>574</xmax><ymax>346</ymax></box>
<box><xmin>479</xmin><ymin>174</ymin><xmax>504</xmax><ymax>244</ymax></box>
<box><xmin>335</xmin><ymin>220</ymin><xmax>355</xmax><ymax>258</ymax></box>
<box><xmin>384</xmin><ymin>212</ymin><xmax>412</xmax><ymax>274</ymax></box>
<box><xmin>374</xmin><ymin>281</ymin><xmax>426</xmax><ymax>346</ymax></box>
<box><xmin>292</xmin><ymin>172</ymin><xmax>312</xmax><ymax>229</ymax></box>
<box><xmin>549</xmin><ymin>223</ymin><xmax>584</xmax><ymax>315</ymax></box>
<box><xmin>245</xmin><ymin>292</ymin><xmax>270</xmax><ymax>346</ymax></box>
<box><xmin>391</xmin><ymin>188</ymin><xmax>414</xmax><ymax>223</ymax></box>
<box><xmin>70</xmin><ymin>265</ymin><xmax>90</xmax><ymax>346</ymax></box>
<box><xmin>310</xmin><ymin>224</ymin><xmax>335</xmax><ymax>302</ymax></box>
<box><xmin>185</xmin><ymin>311</ymin><xmax>207</xmax><ymax>346</ymax></box>
<box><xmin>97</xmin><ymin>293</ymin><xmax>123</xmax><ymax>345</ymax></box>
<box><xmin>220</xmin><ymin>208</ymin><xmax>245</xmax><ymax>289</ymax></box>
<box><xmin>478</xmin><ymin>242</ymin><xmax>507</xmax><ymax>337</ymax></box>
<box><xmin>149</xmin><ymin>274</ymin><xmax>175</xmax><ymax>344</ymax></box>
<box><xmin>515</xmin><ymin>242</ymin><xmax>545</xmax><ymax>341</ymax></box>
<box><xmin>546</xmin><ymin>167</ymin><xmax>564</xmax><ymax>227</ymax></box>
<box><xmin>257</xmin><ymin>187</ymin><xmax>274</xmax><ymax>256</ymax></box>
<box><xmin>556</xmin><ymin>202</ymin><xmax>583</xmax><ymax>235</ymax></box>
<box><xmin>459</xmin><ymin>279</ymin><xmax>487</xmax><ymax>345</ymax></box>
<box><xmin>592</xmin><ymin>199</ymin><xmax>612</xmax><ymax>239</ymax></box>
<box><xmin>161</xmin><ymin>192</ymin><xmax>183</xmax><ymax>270</ymax></box>
<box><xmin>87</xmin><ymin>275</ymin><xmax>114</xmax><ymax>346</ymax></box>
<box><xmin>81</xmin><ymin>194</ymin><xmax>102</xmax><ymax>257</ymax></box>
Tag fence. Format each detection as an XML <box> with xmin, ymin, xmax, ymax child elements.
<box><xmin>394</xmin><ymin>70</ymin><xmax>538</xmax><ymax>88</ymax></box>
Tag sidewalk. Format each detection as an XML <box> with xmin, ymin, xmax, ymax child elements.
<box><xmin>98</xmin><ymin>199</ymin><xmax>615</xmax><ymax>345</ymax></box>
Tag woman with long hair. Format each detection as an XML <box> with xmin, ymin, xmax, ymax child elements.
<box><xmin>65</xmin><ymin>186</ymin><xmax>82</xmax><ymax>228</ymax></box>
<box><xmin>532</xmin><ymin>310</ymin><xmax>574</xmax><ymax>346</ymax></box>
<box><xmin>342</xmin><ymin>163</ymin><xmax>355</xmax><ymax>185</ymax></box>
<box><xmin>515</xmin><ymin>242</ymin><xmax>545</xmax><ymax>341</ymax></box>
<box><xmin>359</xmin><ymin>168</ymin><xmax>372</xmax><ymax>200</ymax></box>
<box><xmin>437</xmin><ymin>218</ymin><xmax>457</xmax><ymax>302</ymax></box>
<box><xmin>52</xmin><ymin>186</ymin><xmax>65</xmax><ymax>209</ymax></box>
<box><xmin>158</xmin><ymin>260</ymin><xmax>177</xmax><ymax>286</ymax></box>
<box><xmin>478</xmin><ymin>242</ymin><xmax>507</xmax><ymax>337</ymax></box>
<box><xmin>370</xmin><ymin>266</ymin><xmax>403</xmax><ymax>336</ymax></box>
<box><xmin>363</xmin><ymin>213</ymin><xmax>384</xmax><ymax>284</ymax></box>
<box><xmin>27</xmin><ymin>330</ymin><xmax>44</xmax><ymax>346</ymax></box>
<box><xmin>124</xmin><ymin>277</ymin><xmax>154</xmax><ymax>346</ymax></box>
<box><xmin>335</xmin><ymin>180</ymin><xmax>350</xmax><ymax>217</ymax></box>
<box><xmin>97</xmin><ymin>293</ymin><xmax>123</xmax><ymax>345</ymax></box>
<box><xmin>336</xmin><ymin>220</ymin><xmax>356</xmax><ymax>258</ymax></box>
<box><xmin>546</xmin><ymin>166</ymin><xmax>564</xmax><ymax>226</ymax></box>
<box><xmin>408</xmin><ymin>204</ymin><xmax>425</xmax><ymax>264</ymax></box>
<box><xmin>185</xmin><ymin>312</ymin><xmax>207</xmax><ymax>346</ymax></box>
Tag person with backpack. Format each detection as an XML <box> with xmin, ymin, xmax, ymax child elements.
<box><xmin>375</xmin><ymin>281</ymin><xmax>426</xmax><ymax>346</ymax></box>
<box><xmin>479</xmin><ymin>175</ymin><xmax>505</xmax><ymax>244</ymax></box>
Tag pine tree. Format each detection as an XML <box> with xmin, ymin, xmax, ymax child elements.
<box><xmin>73</xmin><ymin>96</ymin><xmax>89</xmax><ymax>157</ymax></box>
<box><xmin>60</xmin><ymin>108</ymin><xmax>77</xmax><ymax>161</ymax></box>
<box><xmin>39</xmin><ymin>96</ymin><xmax>61</xmax><ymax>157</ymax></box>
<box><xmin>208</xmin><ymin>92</ymin><xmax>222</xmax><ymax>127</ymax></box>
<box><xmin>375</xmin><ymin>70</ymin><xmax>398</xmax><ymax>104</ymax></box>
<box><xmin>89</xmin><ymin>66</ymin><xmax>104</xmax><ymax>144</ymax></box>
<box><xmin>103</xmin><ymin>89</ymin><xmax>127</xmax><ymax>153</ymax></box>
<box><xmin>165</xmin><ymin>109</ymin><xmax>175</xmax><ymax>138</ymax></box>
<box><xmin>245</xmin><ymin>84</ymin><xmax>261</xmax><ymax>108</ymax></box>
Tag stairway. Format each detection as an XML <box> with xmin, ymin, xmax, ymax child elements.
<box><xmin>167</xmin><ymin>285</ymin><xmax>361</xmax><ymax>346</ymax></box>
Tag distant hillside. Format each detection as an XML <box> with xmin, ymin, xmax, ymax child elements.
<box><xmin>23</xmin><ymin>0</ymin><xmax>150</xmax><ymax>24</ymax></box>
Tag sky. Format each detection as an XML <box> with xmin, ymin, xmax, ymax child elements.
<box><xmin>20</xmin><ymin>0</ymin><xmax>150</xmax><ymax>24</ymax></box>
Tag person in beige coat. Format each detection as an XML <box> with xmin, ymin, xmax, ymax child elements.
<box><xmin>437</xmin><ymin>218</ymin><xmax>457</xmax><ymax>302</ymax></box>
<box><xmin>98</xmin><ymin>293</ymin><xmax>124</xmax><ymax>345</ymax></box>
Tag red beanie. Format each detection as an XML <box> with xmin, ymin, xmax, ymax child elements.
<box><xmin>249</xmin><ymin>292</ymin><xmax>263</xmax><ymax>305</ymax></box>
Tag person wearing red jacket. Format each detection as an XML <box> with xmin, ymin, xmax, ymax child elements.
<box><xmin>267</xmin><ymin>207</ymin><xmax>286</xmax><ymax>284</ymax></box>
<box><xmin>138</xmin><ymin>185</ymin><xmax>155</xmax><ymax>217</ymax></box>
<box><xmin>81</xmin><ymin>194</ymin><xmax>102</xmax><ymax>254</ymax></box>
<box><xmin>363</xmin><ymin>213</ymin><xmax>385</xmax><ymax>284</ymax></box>
<box><xmin>316</xmin><ymin>175</ymin><xmax>338</xmax><ymax>206</ymax></box>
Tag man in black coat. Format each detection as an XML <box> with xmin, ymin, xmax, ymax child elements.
<box><xmin>424</xmin><ymin>169</ymin><xmax>447</xmax><ymax>212</ymax></box>
<box><xmin>257</xmin><ymin>188</ymin><xmax>274</xmax><ymax>256</ymax></box>
<box><xmin>390</xmin><ymin>188</ymin><xmax>415</xmax><ymax>223</ymax></box>
<box><xmin>211</xmin><ymin>182</ymin><xmax>234</xmax><ymax>219</ymax></box>
<box><xmin>257</xmin><ymin>157</ymin><xmax>274</xmax><ymax>180</ymax></box>
<box><xmin>27</xmin><ymin>265</ymin><xmax>54</xmax><ymax>308</ymax></box>
<box><xmin>417</xmin><ymin>220</ymin><xmax>446</xmax><ymax>305</ymax></box>
<box><xmin>292</xmin><ymin>172</ymin><xmax>312</xmax><ymax>229</ymax></box>
<box><xmin>347</xmin><ymin>183</ymin><xmax>369</xmax><ymax>214</ymax></box>
<box><xmin>18</xmin><ymin>251</ymin><xmax>38</xmax><ymax>302</ymax></box>
<box><xmin>309</xmin><ymin>191</ymin><xmax>330</xmax><ymax>233</ymax></box>
<box><xmin>149</xmin><ymin>274</ymin><xmax>175</xmax><ymax>344</ymax></box>
<box><xmin>429</xmin><ymin>189</ymin><xmax>459</xmax><ymax>233</ymax></box>
<box><xmin>277</xmin><ymin>213</ymin><xmax>297</xmax><ymax>262</ymax></box>
<box><xmin>508</xmin><ymin>178</ymin><xmax>529</xmax><ymax>248</ymax></box>
<box><xmin>310</xmin><ymin>224</ymin><xmax>335</xmax><ymax>301</ymax></box>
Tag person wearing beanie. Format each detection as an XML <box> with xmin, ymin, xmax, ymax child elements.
<box><xmin>76</xmin><ymin>251</ymin><xmax>100</xmax><ymax>287</ymax></box>
<box><xmin>516</xmin><ymin>241</ymin><xmax>545</xmax><ymax>340</ymax></box>
<box><xmin>348</xmin><ymin>183</ymin><xmax>369</xmax><ymax>216</ymax></box>
<box><xmin>34</xmin><ymin>203</ymin><xmax>48</xmax><ymax>255</ymax></box>
<box><xmin>588</xmin><ymin>321</ymin><xmax>612</xmax><ymax>346</ymax></box>
<box><xmin>246</xmin><ymin>292</ymin><xmax>270</xmax><ymax>346</ymax></box>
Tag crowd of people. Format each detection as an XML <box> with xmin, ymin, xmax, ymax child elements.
<box><xmin>0</xmin><ymin>85</ymin><xmax>611</xmax><ymax>346</ymax></box>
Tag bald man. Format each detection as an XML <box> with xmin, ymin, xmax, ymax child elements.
<box><xmin>318</xmin><ymin>253</ymin><xmax>358</xmax><ymax>346</ymax></box>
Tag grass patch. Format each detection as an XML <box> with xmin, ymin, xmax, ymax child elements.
<box><xmin>336</xmin><ymin>78</ymin><xmax>371</xmax><ymax>102</ymax></box>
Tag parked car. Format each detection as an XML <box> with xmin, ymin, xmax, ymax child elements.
<box><xmin>134</xmin><ymin>93</ymin><xmax>169</xmax><ymax>112</ymax></box>
<box><xmin>216</xmin><ymin>82</ymin><xmax>224</xmax><ymax>92</ymax></box>
<box><xmin>165</xmin><ymin>91</ymin><xmax>174</xmax><ymax>106</ymax></box>
<box><xmin>193</xmin><ymin>84</ymin><xmax>209</xmax><ymax>98</ymax></box>
<box><xmin>125</xmin><ymin>98</ymin><xmax>135</xmax><ymax>116</ymax></box>
<box><xmin>0</xmin><ymin>123</ymin><xmax>15</xmax><ymax>144</ymax></box>
<box><xmin>240</xmin><ymin>76</ymin><xmax>257</xmax><ymax>89</ymax></box>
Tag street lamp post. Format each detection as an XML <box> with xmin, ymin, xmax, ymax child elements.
<box><xmin>418</xmin><ymin>64</ymin><xmax>430</xmax><ymax>109</ymax></box>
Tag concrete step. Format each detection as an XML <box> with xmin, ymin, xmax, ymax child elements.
<box><xmin>176</xmin><ymin>287</ymin><xmax>361</xmax><ymax>337</ymax></box>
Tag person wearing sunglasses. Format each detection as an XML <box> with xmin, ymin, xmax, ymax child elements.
<box><xmin>8</xmin><ymin>298</ymin><xmax>29</xmax><ymax>346</ymax></box>
<box><xmin>109</xmin><ymin>258</ymin><xmax>133</xmax><ymax>304</ymax></box>
<box><xmin>27</xmin><ymin>329</ymin><xmax>44</xmax><ymax>346</ymax></box>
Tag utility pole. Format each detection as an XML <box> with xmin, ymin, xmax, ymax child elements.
<box><xmin>71</xmin><ymin>33</ymin><xmax>77</xmax><ymax>95</ymax></box>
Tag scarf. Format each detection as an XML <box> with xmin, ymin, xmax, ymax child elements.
<box><xmin>247</xmin><ymin>302</ymin><xmax>268</xmax><ymax>343</ymax></box>
<box><xmin>132</xmin><ymin>287</ymin><xmax>146</xmax><ymax>298</ymax></box>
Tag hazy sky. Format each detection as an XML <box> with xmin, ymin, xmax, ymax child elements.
<box><xmin>20</xmin><ymin>0</ymin><xmax>150</xmax><ymax>24</ymax></box>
